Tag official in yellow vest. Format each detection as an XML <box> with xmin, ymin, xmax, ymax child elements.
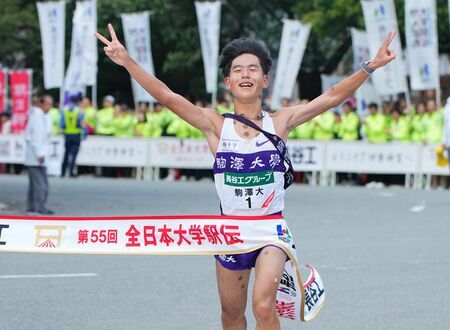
<box><xmin>145</xmin><ymin>108</ymin><xmax>165</xmax><ymax>138</ymax></box>
<box><xmin>146</xmin><ymin>103</ymin><xmax>174</xmax><ymax>136</ymax></box>
<box><xmin>381</xmin><ymin>100</ymin><xmax>393</xmax><ymax>140</ymax></box>
<box><xmin>135</xmin><ymin>111</ymin><xmax>151</xmax><ymax>137</ymax></box>
<box><xmin>340</xmin><ymin>102</ymin><xmax>360</xmax><ymax>141</ymax></box>
<box><xmin>312</xmin><ymin>111</ymin><xmax>335</xmax><ymax>140</ymax></box>
<box><xmin>361</xmin><ymin>103</ymin><xmax>388</xmax><ymax>143</ymax></box>
<box><xmin>113</xmin><ymin>104</ymin><xmax>138</xmax><ymax>138</ymax></box>
<box><xmin>410</xmin><ymin>101</ymin><xmax>428</xmax><ymax>142</ymax></box>
<box><xmin>294</xmin><ymin>120</ymin><xmax>314</xmax><ymax>140</ymax></box>
<box><xmin>79</xmin><ymin>97</ymin><xmax>97</xmax><ymax>134</ymax></box>
<box><xmin>389</xmin><ymin>109</ymin><xmax>411</xmax><ymax>142</ymax></box>
<box><xmin>160</xmin><ymin>105</ymin><xmax>178</xmax><ymax>136</ymax></box>
<box><xmin>166</xmin><ymin>115</ymin><xmax>191</xmax><ymax>138</ymax></box>
<box><xmin>60</xmin><ymin>96</ymin><xmax>85</xmax><ymax>177</ymax></box>
<box><xmin>333</xmin><ymin>112</ymin><xmax>342</xmax><ymax>139</ymax></box>
<box><xmin>48</xmin><ymin>107</ymin><xmax>61</xmax><ymax>135</ymax></box>
<box><xmin>96</xmin><ymin>95</ymin><xmax>115</xmax><ymax>135</ymax></box>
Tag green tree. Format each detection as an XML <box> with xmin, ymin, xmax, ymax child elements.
<box><xmin>292</xmin><ymin>0</ymin><xmax>450</xmax><ymax>99</ymax></box>
<box><xmin>0</xmin><ymin>0</ymin><xmax>448</xmax><ymax>105</ymax></box>
<box><xmin>0</xmin><ymin>1</ymin><xmax>42</xmax><ymax>83</ymax></box>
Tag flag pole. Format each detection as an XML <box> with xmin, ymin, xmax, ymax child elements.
<box><xmin>436</xmin><ymin>87</ymin><xmax>441</xmax><ymax>108</ymax></box>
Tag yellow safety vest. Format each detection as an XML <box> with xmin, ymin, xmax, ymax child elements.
<box><xmin>63</xmin><ymin>107</ymin><xmax>82</xmax><ymax>135</ymax></box>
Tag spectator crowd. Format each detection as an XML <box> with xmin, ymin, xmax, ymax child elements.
<box><xmin>0</xmin><ymin>93</ymin><xmax>448</xmax><ymax>187</ymax></box>
<box><xmin>2</xmin><ymin>94</ymin><xmax>444</xmax><ymax>144</ymax></box>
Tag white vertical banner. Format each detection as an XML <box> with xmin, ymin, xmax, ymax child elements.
<box><xmin>64</xmin><ymin>0</ymin><xmax>97</xmax><ymax>98</ymax></box>
<box><xmin>79</xmin><ymin>0</ymin><xmax>97</xmax><ymax>86</ymax></box>
<box><xmin>37</xmin><ymin>0</ymin><xmax>66</xmax><ymax>89</ymax></box>
<box><xmin>351</xmin><ymin>28</ymin><xmax>371</xmax><ymax>72</ymax></box>
<box><xmin>195</xmin><ymin>1</ymin><xmax>221</xmax><ymax>94</ymax></box>
<box><xmin>361</xmin><ymin>0</ymin><xmax>408</xmax><ymax>96</ymax></box>
<box><xmin>271</xmin><ymin>19</ymin><xmax>311</xmax><ymax>110</ymax></box>
<box><xmin>351</xmin><ymin>27</ymin><xmax>381</xmax><ymax>117</ymax></box>
<box><xmin>405</xmin><ymin>0</ymin><xmax>440</xmax><ymax>91</ymax></box>
<box><xmin>121</xmin><ymin>11</ymin><xmax>156</xmax><ymax>104</ymax></box>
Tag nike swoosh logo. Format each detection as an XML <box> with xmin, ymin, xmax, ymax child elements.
<box><xmin>255</xmin><ymin>139</ymin><xmax>270</xmax><ymax>147</ymax></box>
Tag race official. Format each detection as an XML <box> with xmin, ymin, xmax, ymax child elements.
<box><xmin>60</xmin><ymin>96</ymin><xmax>85</xmax><ymax>177</ymax></box>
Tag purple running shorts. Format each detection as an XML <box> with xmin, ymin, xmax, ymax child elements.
<box><xmin>215</xmin><ymin>245</ymin><xmax>288</xmax><ymax>270</ymax></box>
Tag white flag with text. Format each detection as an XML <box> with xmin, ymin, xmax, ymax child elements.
<box><xmin>351</xmin><ymin>28</ymin><xmax>371</xmax><ymax>72</ymax></box>
<box><xmin>64</xmin><ymin>0</ymin><xmax>97</xmax><ymax>97</ymax></box>
<box><xmin>37</xmin><ymin>1</ymin><xmax>66</xmax><ymax>89</ymax></box>
<box><xmin>271</xmin><ymin>19</ymin><xmax>311</xmax><ymax>110</ymax></box>
<box><xmin>361</xmin><ymin>0</ymin><xmax>408</xmax><ymax>96</ymax></box>
<box><xmin>351</xmin><ymin>27</ymin><xmax>381</xmax><ymax>117</ymax></box>
<box><xmin>121</xmin><ymin>11</ymin><xmax>156</xmax><ymax>104</ymax></box>
<box><xmin>195</xmin><ymin>1</ymin><xmax>221</xmax><ymax>94</ymax></box>
<box><xmin>405</xmin><ymin>0</ymin><xmax>440</xmax><ymax>91</ymax></box>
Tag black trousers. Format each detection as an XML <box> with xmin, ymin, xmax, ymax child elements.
<box><xmin>61</xmin><ymin>134</ymin><xmax>81</xmax><ymax>177</ymax></box>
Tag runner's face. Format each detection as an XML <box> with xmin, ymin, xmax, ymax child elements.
<box><xmin>224</xmin><ymin>53</ymin><xmax>268</xmax><ymax>101</ymax></box>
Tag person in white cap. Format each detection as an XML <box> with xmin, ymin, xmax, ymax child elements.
<box><xmin>96</xmin><ymin>95</ymin><xmax>116</xmax><ymax>136</ymax></box>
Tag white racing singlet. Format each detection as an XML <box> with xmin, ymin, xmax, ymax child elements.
<box><xmin>213</xmin><ymin>114</ymin><xmax>286</xmax><ymax>216</ymax></box>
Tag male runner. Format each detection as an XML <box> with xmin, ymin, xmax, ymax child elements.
<box><xmin>96</xmin><ymin>24</ymin><xmax>396</xmax><ymax>329</ymax></box>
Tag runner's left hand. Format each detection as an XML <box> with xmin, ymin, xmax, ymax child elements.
<box><xmin>368</xmin><ymin>31</ymin><xmax>397</xmax><ymax>70</ymax></box>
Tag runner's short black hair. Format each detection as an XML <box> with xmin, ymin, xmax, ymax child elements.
<box><xmin>219</xmin><ymin>38</ymin><xmax>272</xmax><ymax>77</ymax></box>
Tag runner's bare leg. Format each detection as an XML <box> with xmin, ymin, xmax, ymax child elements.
<box><xmin>252</xmin><ymin>247</ymin><xmax>286</xmax><ymax>330</ymax></box>
<box><xmin>216</xmin><ymin>261</ymin><xmax>251</xmax><ymax>330</ymax></box>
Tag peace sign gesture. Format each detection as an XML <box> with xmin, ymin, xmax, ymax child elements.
<box><xmin>95</xmin><ymin>23</ymin><xmax>130</xmax><ymax>66</ymax></box>
<box><xmin>369</xmin><ymin>31</ymin><xmax>397</xmax><ymax>70</ymax></box>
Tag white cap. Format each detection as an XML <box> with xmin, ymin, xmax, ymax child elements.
<box><xmin>104</xmin><ymin>95</ymin><xmax>115</xmax><ymax>103</ymax></box>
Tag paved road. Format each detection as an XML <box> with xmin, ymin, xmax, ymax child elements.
<box><xmin>0</xmin><ymin>175</ymin><xmax>449</xmax><ymax>329</ymax></box>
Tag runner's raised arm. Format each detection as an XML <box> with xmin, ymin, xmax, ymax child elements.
<box><xmin>280</xmin><ymin>31</ymin><xmax>397</xmax><ymax>133</ymax></box>
<box><xmin>95</xmin><ymin>24</ymin><xmax>222</xmax><ymax>135</ymax></box>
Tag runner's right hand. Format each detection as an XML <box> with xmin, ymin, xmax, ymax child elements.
<box><xmin>95</xmin><ymin>23</ymin><xmax>131</xmax><ymax>67</ymax></box>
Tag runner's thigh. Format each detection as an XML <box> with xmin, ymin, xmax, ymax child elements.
<box><xmin>216</xmin><ymin>260</ymin><xmax>251</xmax><ymax>311</ymax></box>
<box><xmin>253</xmin><ymin>246</ymin><xmax>286</xmax><ymax>302</ymax></box>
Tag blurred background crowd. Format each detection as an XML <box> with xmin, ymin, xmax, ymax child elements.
<box><xmin>1</xmin><ymin>93</ymin><xmax>443</xmax><ymax>144</ymax></box>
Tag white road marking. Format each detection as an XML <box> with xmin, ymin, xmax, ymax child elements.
<box><xmin>410</xmin><ymin>201</ymin><xmax>426</xmax><ymax>213</ymax></box>
<box><xmin>379</xmin><ymin>192</ymin><xmax>395</xmax><ymax>197</ymax></box>
<box><xmin>0</xmin><ymin>273</ymin><xmax>98</xmax><ymax>279</ymax></box>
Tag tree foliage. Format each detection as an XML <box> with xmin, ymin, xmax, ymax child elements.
<box><xmin>0</xmin><ymin>0</ymin><xmax>448</xmax><ymax>104</ymax></box>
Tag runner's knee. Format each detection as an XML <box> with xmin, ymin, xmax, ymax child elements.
<box><xmin>221</xmin><ymin>301</ymin><xmax>245</xmax><ymax>321</ymax></box>
<box><xmin>252</xmin><ymin>298</ymin><xmax>276</xmax><ymax>322</ymax></box>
